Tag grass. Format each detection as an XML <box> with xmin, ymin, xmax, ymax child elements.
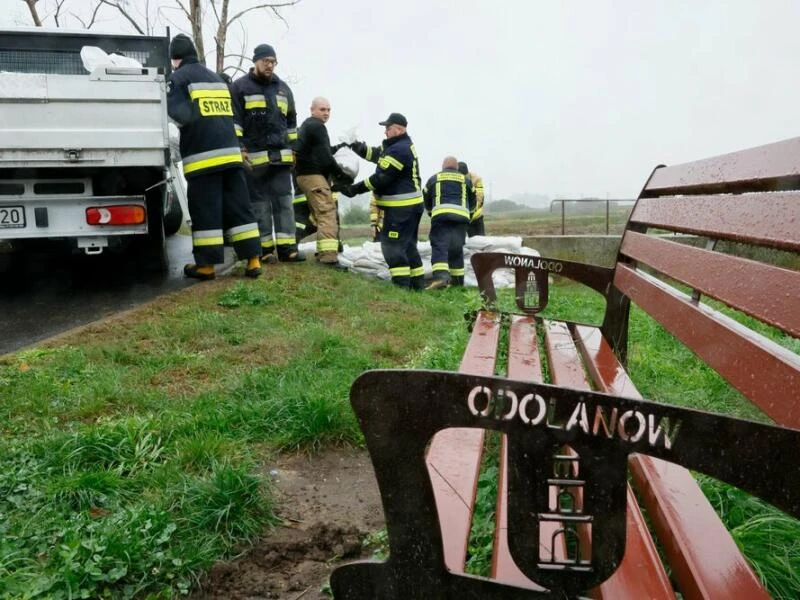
<box><xmin>1</xmin><ymin>249</ymin><xmax>797</xmax><ymax>598</ymax></box>
<box><xmin>0</xmin><ymin>266</ymin><xmax>472</xmax><ymax>599</ymax></box>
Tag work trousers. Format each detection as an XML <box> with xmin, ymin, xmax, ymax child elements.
<box><xmin>429</xmin><ymin>218</ymin><xmax>468</xmax><ymax>286</ymax></box>
<box><xmin>186</xmin><ymin>167</ymin><xmax>261</xmax><ymax>266</ymax></box>
<box><xmin>246</xmin><ymin>165</ymin><xmax>298</xmax><ymax>259</ymax></box>
<box><xmin>293</xmin><ymin>194</ymin><xmax>316</xmax><ymax>242</ymax></box>
<box><xmin>380</xmin><ymin>204</ymin><xmax>424</xmax><ymax>289</ymax></box>
<box><xmin>467</xmin><ymin>216</ymin><xmax>485</xmax><ymax>237</ymax></box>
<box><xmin>296</xmin><ymin>174</ymin><xmax>339</xmax><ymax>263</ymax></box>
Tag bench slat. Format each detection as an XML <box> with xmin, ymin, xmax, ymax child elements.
<box><xmin>629</xmin><ymin>194</ymin><xmax>800</xmax><ymax>251</ymax></box>
<box><xmin>621</xmin><ymin>231</ymin><xmax>800</xmax><ymax>337</ymax></box>
<box><xmin>642</xmin><ymin>136</ymin><xmax>800</xmax><ymax>196</ymax></box>
<box><xmin>574</xmin><ymin>324</ymin><xmax>771</xmax><ymax>600</ymax></box>
<box><xmin>543</xmin><ymin>321</ymin><xmax>675</xmax><ymax>600</ymax></box>
<box><xmin>493</xmin><ymin>315</ymin><xmax>552</xmax><ymax>588</ymax></box>
<box><xmin>614</xmin><ymin>264</ymin><xmax>800</xmax><ymax>427</ymax></box>
<box><xmin>426</xmin><ymin>310</ymin><xmax>501</xmax><ymax>574</ymax></box>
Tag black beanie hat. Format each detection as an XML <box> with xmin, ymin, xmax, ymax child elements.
<box><xmin>457</xmin><ymin>161</ymin><xmax>469</xmax><ymax>175</ymax></box>
<box><xmin>253</xmin><ymin>43</ymin><xmax>277</xmax><ymax>62</ymax></box>
<box><xmin>170</xmin><ymin>34</ymin><xmax>197</xmax><ymax>60</ymax></box>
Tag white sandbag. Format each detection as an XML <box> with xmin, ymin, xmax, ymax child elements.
<box><xmin>80</xmin><ymin>46</ymin><xmax>143</xmax><ymax>72</ymax></box>
<box><xmin>302</xmin><ymin>236</ymin><xmax>538</xmax><ymax>288</ymax></box>
<box><xmin>333</xmin><ymin>147</ymin><xmax>359</xmax><ymax>180</ymax></box>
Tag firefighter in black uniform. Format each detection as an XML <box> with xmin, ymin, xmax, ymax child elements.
<box><xmin>423</xmin><ymin>156</ymin><xmax>476</xmax><ymax>289</ymax></box>
<box><xmin>336</xmin><ymin>113</ymin><xmax>424</xmax><ymax>289</ymax></box>
<box><xmin>166</xmin><ymin>34</ymin><xmax>261</xmax><ymax>280</ymax></box>
<box><xmin>230</xmin><ymin>44</ymin><xmax>304</xmax><ymax>263</ymax></box>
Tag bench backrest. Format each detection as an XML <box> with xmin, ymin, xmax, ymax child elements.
<box><xmin>603</xmin><ymin>136</ymin><xmax>800</xmax><ymax>429</ymax></box>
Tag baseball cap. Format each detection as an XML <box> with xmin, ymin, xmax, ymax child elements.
<box><xmin>378</xmin><ymin>112</ymin><xmax>408</xmax><ymax>127</ymax></box>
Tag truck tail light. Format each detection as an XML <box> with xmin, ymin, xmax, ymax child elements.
<box><xmin>86</xmin><ymin>205</ymin><xmax>146</xmax><ymax>226</ymax></box>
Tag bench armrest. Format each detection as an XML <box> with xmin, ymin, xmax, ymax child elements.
<box><xmin>471</xmin><ymin>252</ymin><xmax>613</xmax><ymax>314</ymax></box>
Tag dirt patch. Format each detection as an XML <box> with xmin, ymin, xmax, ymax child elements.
<box><xmin>189</xmin><ymin>446</ymin><xmax>384</xmax><ymax>599</ymax></box>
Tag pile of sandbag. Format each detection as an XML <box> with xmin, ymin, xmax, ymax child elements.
<box><xmin>298</xmin><ymin>235</ymin><xmax>538</xmax><ymax>288</ymax></box>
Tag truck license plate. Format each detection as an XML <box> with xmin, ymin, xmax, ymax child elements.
<box><xmin>0</xmin><ymin>206</ymin><xmax>25</xmax><ymax>228</ymax></box>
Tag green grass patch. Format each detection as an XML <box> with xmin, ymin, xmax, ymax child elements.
<box><xmin>0</xmin><ymin>267</ymin><xmax>473</xmax><ymax>599</ymax></box>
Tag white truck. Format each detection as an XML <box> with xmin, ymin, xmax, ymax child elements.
<box><xmin>0</xmin><ymin>28</ymin><xmax>187</xmax><ymax>272</ymax></box>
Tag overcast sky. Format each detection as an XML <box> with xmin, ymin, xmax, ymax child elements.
<box><xmin>6</xmin><ymin>0</ymin><xmax>800</xmax><ymax>203</ymax></box>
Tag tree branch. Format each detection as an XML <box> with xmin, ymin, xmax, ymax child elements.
<box><xmin>22</xmin><ymin>0</ymin><xmax>43</xmax><ymax>26</ymax></box>
<box><xmin>226</xmin><ymin>0</ymin><xmax>300</xmax><ymax>29</ymax></box>
<box><xmin>97</xmin><ymin>0</ymin><xmax>146</xmax><ymax>34</ymax></box>
<box><xmin>71</xmin><ymin>1</ymin><xmax>103</xmax><ymax>28</ymax></box>
<box><xmin>53</xmin><ymin>0</ymin><xmax>69</xmax><ymax>27</ymax></box>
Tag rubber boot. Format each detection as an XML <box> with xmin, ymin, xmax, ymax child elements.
<box><xmin>184</xmin><ymin>264</ymin><xmax>215</xmax><ymax>281</ymax></box>
<box><xmin>411</xmin><ymin>275</ymin><xmax>425</xmax><ymax>291</ymax></box>
<box><xmin>245</xmin><ymin>257</ymin><xmax>262</xmax><ymax>278</ymax></box>
<box><xmin>425</xmin><ymin>275</ymin><xmax>450</xmax><ymax>291</ymax></box>
<box><xmin>278</xmin><ymin>246</ymin><xmax>306</xmax><ymax>262</ymax></box>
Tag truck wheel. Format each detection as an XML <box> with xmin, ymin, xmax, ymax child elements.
<box><xmin>136</xmin><ymin>192</ymin><xmax>169</xmax><ymax>273</ymax></box>
<box><xmin>163</xmin><ymin>191</ymin><xmax>184</xmax><ymax>236</ymax></box>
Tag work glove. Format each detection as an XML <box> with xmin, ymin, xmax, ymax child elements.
<box><xmin>336</xmin><ymin>184</ymin><xmax>357</xmax><ymax>198</ymax></box>
<box><xmin>349</xmin><ymin>141</ymin><xmax>367</xmax><ymax>156</ymax></box>
<box><xmin>333</xmin><ymin>170</ymin><xmax>355</xmax><ymax>185</ymax></box>
<box><xmin>331</xmin><ymin>142</ymin><xmax>347</xmax><ymax>153</ymax></box>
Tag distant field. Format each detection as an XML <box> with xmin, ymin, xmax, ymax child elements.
<box><xmin>338</xmin><ymin>207</ymin><xmax>634</xmax><ymax>243</ymax></box>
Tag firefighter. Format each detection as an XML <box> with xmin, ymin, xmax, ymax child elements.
<box><xmin>423</xmin><ymin>156</ymin><xmax>476</xmax><ymax>289</ymax></box>
<box><xmin>294</xmin><ymin>97</ymin><xmax>351</xmax><ymax>268</ymax></box>
<box><xmin>166</xmin><ymin>34</ymin><xmax>261</xmax><ymax>280</ymax></box>
<box><xmin>336</xmin><ymin>113</ymin><xmax>424</xmax><ymax>289</ymax></box>
<box><xmin>369</xmin><ymin>194</ymin><xmax>383</xmax><ymax>242</ymax></box>
<box><xmin>458</xmin><ymin>161</ymin><xmax>486</xmax><ymax>237</ymax></box>
<box><xmin>230</xmin><ymin>43</ymin><xmax>304</xmax><ymax>262</ymax></box>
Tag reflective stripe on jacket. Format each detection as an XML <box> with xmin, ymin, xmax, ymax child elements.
<box><xmin>167</xmin><ymin>57</ymin><xmax>243</xmax><ymax>178</ymax></box>
<box><xmin>423</xmin><ymin>169</ymin><xmax>476</xmax><ymax>222</ymax></box>
<box><xmin>357</xmin><ymin>133</ymin><xmax>422</xmax><ymax>208</ymax></box>
<box><xmin>230</xmin><ymin>69</ymin><xmax>296</xmax><ymax>166</ymax></box>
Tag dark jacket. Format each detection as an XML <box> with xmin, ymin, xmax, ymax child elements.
<box><xmin>230</xmin><ymin>69</ymin><xmax>297</xmax><ymax>168</ymax></box>
<box><xmin>294</xmin><ymin>116</ymin><xmax>345</xmax><ymax>179</ymax></box>
<box><xmin>423</xmin><ymin>168</ymin><xmax>476</xmax><ymax>222</ymax></box>
<box><xmin>166</xmin><ymin>57</ymin><xmax>242</xmax><ymax>178</ymax></box>
<box><xmin>352</xmin><ymin>133</ymin><xmax>423</xmax><ymax>208</ymax></box>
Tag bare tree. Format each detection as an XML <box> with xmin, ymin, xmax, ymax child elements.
<box><xmin>19</xmin><ymin>0</ymin><xmax>302</xmax><ymax>72</ymax></box>
<box><xmin>208</xmin><ymin>0</ymin><xmax>301</xmax><ymax>72</ymax></box>
<box><xmin>22</xmin><ymin>0</ymin><xmax>44</xmax><ymax>25</ymax></box>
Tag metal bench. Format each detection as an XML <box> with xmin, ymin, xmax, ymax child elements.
<box><xmin>331</xmin><ymin>137</ymin><xmax>800</xmax><ymax>599</ymax></box>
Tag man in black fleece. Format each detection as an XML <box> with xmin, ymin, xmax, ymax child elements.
<box><xmin>294</xmin><ymin>97</ymin><xmax>351</xmax><ymax>266</ymax></box>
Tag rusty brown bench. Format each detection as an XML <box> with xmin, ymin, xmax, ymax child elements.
<box><xmin>330</xmin><ymin>137</ymin><xmax>800</xmax><ymax>599</ymax></box>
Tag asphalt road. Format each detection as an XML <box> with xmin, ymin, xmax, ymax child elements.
<box><xmin>0</xmin><ymin>234</ymin><xmax>230</xmax><ymax>356</ymax></box>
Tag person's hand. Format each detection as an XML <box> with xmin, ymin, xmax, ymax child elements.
<box><xmin>337</xmin><ymin>184</ymin><xmax>357</xmax><ymax>198</ymax></box>
<box><xmin>349</xmin><ymin>141</ymin><xmax>367</xmax><ymax>156</ymax></box>
<box><xmin>240</xmin><ymin>148</ymin><xmax>249</xmax><ymax>162</ymax></box>
<box><xmin>331</xmin><ymin>142</ymin><xmax>347</xmax><ymax>153</ymax></box>
<box><xmin>371</xmin><ymin>224</ymin><xmax>379</xmax><ymax>241</ymax></box>
<box><xmin>336</xmin><ymin>171</ymin><xmax>355</xmax><ymax>185</ymax></box>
